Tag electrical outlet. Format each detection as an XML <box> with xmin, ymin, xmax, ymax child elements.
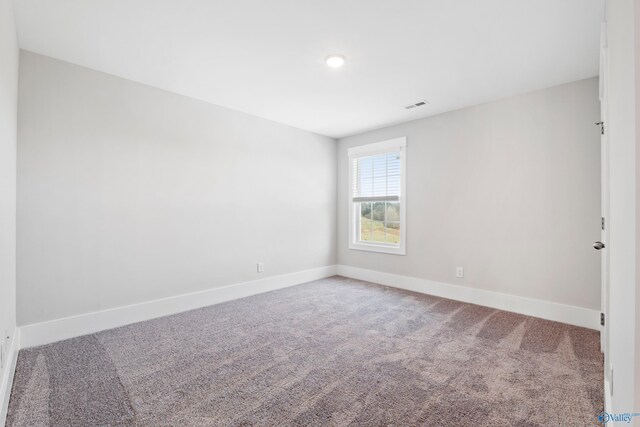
<box><xmin>456</xmin><ymin>267</ymin><xmax>464</xmax><ymax>278</ymax></box>
<box><xmin>257</xmin><ymin>262</ymin><xmax>264</xmax><ymax>273</ymax></box>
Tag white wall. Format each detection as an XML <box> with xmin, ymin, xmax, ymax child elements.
<box><xmin>605</xmin><ymin>0</ymin><xmax>637</xmax><ymax>417</ymax></box>
<box><xmin>17</xmin><ymin>51</ymin><xmax>337</xmax><ymax>326</ymax></box>
<box><xmin>338</xmin><ymin>78</ymin><xmax>601</xmax><ymax>311</ymax></box>
<box><xmin>636</xmin><ymin>0</ymin><xmax>640</xmax><ymax>413</ymax></box>
<box><xmin>0</xmin><ymin>0</ymin><xmax>18</xmax><ymax>422</ymax></box>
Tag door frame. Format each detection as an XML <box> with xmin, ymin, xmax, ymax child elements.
<box><xmin>599</xmin><ymin>22</ymin><xmax>610</xmax><ymax>383</ymax></box>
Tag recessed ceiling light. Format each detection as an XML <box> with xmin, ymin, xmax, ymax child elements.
<box><xmin>325</xmin><ymin>54</ymin><xmax>346</xmax><ymax>68</ymax></box>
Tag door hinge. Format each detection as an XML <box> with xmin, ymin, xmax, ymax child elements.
<box><xmin>596</xmin><ymin>121</ymin><xmax>605</xmax><ymax>135</ymax></box>
<box><xmin>602</xmin><ymin>217</ymin><xmax>605</xmax><ymax>230</ymax></box>
<box><xmin>601</xmin><ymin>312</ymin><xmax>605</xmax><ymax>326</ymax></box>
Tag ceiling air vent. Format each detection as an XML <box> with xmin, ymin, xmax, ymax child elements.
<box><xmin>405</xmin><ymin>100</ymin><xmax>430</xmax><ymax>110</ymax></box>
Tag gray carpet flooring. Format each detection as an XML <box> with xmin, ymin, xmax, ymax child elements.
<box><xmin>7</xmin><ymin>276</ymin><xmax>603</xmax><ymax>426</ymax></box>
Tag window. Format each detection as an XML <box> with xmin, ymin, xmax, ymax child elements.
<box><xmin>348</xmin><ymin>137</ymin><xmax>406</xmax><ymax>255</ymax></box>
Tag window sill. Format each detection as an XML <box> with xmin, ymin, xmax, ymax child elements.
<box><xmin>349</xmin><ymin>242</ymin><xmax>406</xmax><ymax>255</ymax></box>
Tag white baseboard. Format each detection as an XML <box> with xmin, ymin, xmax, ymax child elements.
<box><xmin>604</xmin><ymin>378</ymin><xmax>611</xmax><ymax>414</ymax></box>
<box><xmin>336</xmin><ymin>265</ymin><xmax>600</xmax><ymax>330</ymax></box>
<box><xmin>0</xmin><ymin>328</ymin><xmax>20</xmax><ymax>427</ymax></box>
<box><xmin>20</xmin><ymin>265</ymin><xmax>337</xmax><ymax>349</ymax></box>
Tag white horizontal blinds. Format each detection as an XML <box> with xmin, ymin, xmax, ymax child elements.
<box><xmin>352</xmin><ymin>150</ymin><xmax>401</xmax><ymax>202</ymax></box>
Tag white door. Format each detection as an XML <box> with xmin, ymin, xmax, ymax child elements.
<box><xmin>598</xmin><ymin>23</ymin><xmax>610</xmax><ymax>384</ymax></box>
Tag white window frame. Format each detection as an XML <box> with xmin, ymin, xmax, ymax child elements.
<box><xmin>348</xmin><ymin>137</ymin><xmax>406</xmax><ymax>255</ymax></box>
